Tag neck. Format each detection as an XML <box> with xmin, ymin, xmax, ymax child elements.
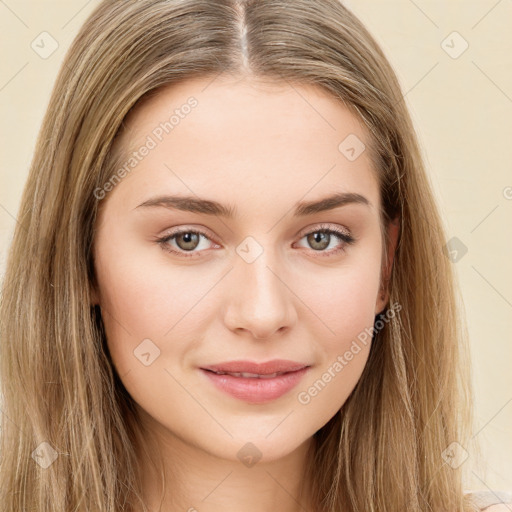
<box><xmin>132</xmin><ymin>408</ymin><xmax>316</xmax><ymax>512</ymax></box>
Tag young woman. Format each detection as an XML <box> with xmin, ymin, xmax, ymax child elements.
<box><xmin>0</xmin><ymin>1</ymin><xmax>510</xmax><ymax>511</ymax></box>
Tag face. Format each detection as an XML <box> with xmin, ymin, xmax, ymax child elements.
<box><xmin>92</xmin><ymin>74</ymin><xmax>394</xmax><ymax>464</ymax></box>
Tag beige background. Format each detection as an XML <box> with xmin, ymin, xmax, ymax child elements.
<box><xmin>1</xmin><ymin>0</ymin><xmax>511</xmax><ymax>494</ymax></box>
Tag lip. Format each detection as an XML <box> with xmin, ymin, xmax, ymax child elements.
<box><xmin>202</xmin><ymin>359</ymin><xmax>308</xmax><ymax>375</ymax></box>
<box><xmin>200</xmin><ymin>359</ymin><xmax>310</xmax><ymax>404</ymax></box>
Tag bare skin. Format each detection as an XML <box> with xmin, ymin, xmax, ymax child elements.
<box><xmin>91</xmin><ymin>73</ymin><xmax>399</xmax><ymax>511</ymax></box>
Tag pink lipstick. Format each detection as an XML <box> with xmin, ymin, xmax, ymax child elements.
<box><xmin>200</xmin><ymin>359</ymin><xmax>310</xmax><ymax>404</ymax></box>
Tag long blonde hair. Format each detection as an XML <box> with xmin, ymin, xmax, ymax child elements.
<box><xmin>0</xmin><ymin>0</ymin><xmax>479</xmax><ymax>510</ymax></box>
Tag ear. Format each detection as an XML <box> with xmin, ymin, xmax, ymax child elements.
<box><xmin>375</xmin><ymin>216</ymin><xmax>400</xmax><ymax>315</ymax></box>
<box><xmin>90</xmin><ymin>280</ymin><xmax>100</xmax><ymax>306</ymax></box>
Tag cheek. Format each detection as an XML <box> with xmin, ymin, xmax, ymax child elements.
<box><xmin>93</xmin><ymin>233</ymin><xmax>203</xmax><ymax>369</ymax></box>
<box><xmin>296</xmin><ymin>251</ymin><xmax>382</xmax><ymax>349</ymax></box>
<box><xmin>291</xmin><ymin>248</ymin><xmax>382</xmax><ymax>413</ymax></box>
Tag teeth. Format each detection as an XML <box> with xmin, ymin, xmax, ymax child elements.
<box><xmin>213</xmin><ymin>370</ymin><xmax>283</xmax><ymax>379</ymax></box>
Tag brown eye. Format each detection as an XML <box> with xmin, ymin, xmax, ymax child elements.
<box><xmin>296</xmin><ymin>224</ymin><xmax>356</xmax><ymax>257</ymax></box>
<box><xmin>306</xmin><ymin>231</ymin><xmax>331</xmax><ymax>251</ymax></box>
<box><xmin>175</xmin><ymin>232</ymin><xmax>201</xmax><ymax>251</ymax></box>
<box><xmin>156</xmin><ymin>228</ymin><xmax>217</xmax><ymax>258</ymax></box>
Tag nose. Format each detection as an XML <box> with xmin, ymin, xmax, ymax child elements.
<box><xmin>223</xmin><ymin>249</ymin><xmax>297</xmax><ymax>340</ymax></box>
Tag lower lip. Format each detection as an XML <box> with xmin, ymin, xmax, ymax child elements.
<box><xmin>200</xmin><ymin>367</ymin><xmax>309</xmax><ymax>404</ymax></box>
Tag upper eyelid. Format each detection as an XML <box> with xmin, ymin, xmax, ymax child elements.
<box><xmin>162</xmin><ymin>225</ymin><xmax>218</xmax><ymax>244</ymax></box>
<box><xmin>296</xmin><ymin>222</ymin><xmax>351</xmax><ymax>238</ymax></box>
<box><xmin>162</xmin><ymin>223</ymin><xmax>353</xmax><ymax>249</ymax></box>
<box><xmin>163</xmin><ymin>223</ymin><xmax>351</xmax><ymax>240</ymax></box>
<box><xmin>158</xmin><ymin>224</ymin><xmax>354</xmax><ymax>260</ymax></box>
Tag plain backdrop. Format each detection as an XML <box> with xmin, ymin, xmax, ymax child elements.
<box><xmin>0</xmin><ymin>0</ymin><xmax>511</xmax><ymax>494</ymax></box>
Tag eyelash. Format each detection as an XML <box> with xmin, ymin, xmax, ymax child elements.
<box><xmin>155</xmin><ymin>223</ymin><xmax>356</xmax><ymax>260</ymax></box>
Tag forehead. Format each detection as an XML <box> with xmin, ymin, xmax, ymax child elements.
<box><xmin>122</xmin><ymin>74</ymin><xmax>371</xmax><ymax>152</ymax></box>
<box><xmin>103</xmin><ymin>74</ymin><xmax>380</xmax><ymax>219</ymax></box>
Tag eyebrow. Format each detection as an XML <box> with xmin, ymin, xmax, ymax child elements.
<box><xmin>133</xmin><ymin>191</ymin><xmax>372</xmax><ymax>218</ymax></box>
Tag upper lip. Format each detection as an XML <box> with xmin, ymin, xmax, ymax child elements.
<box><xmin>201</xmin><ymin>359</ymin><xmax>309</xmax><ymax>375</ymax></box>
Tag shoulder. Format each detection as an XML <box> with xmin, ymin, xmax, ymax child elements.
<box><xmin>464</xmin><ymin>490</ymin><xmax>512</xmax><ymax>511</ymax></box>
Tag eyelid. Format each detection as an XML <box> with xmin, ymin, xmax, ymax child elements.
<box><xmin>296</xmin><ymin>222</ymin><xmax>352</xmax><ymax>239</ymax></box>
<box><xmin>156</xmin><ymin>222</ymin><xmax>355</xmax><ymax>258</ymax></box>
<box><xmin>159</xmin><ymin>225</ymin><xmax>220</xmax><ymax>257</ymax></box>
<box><xmin>292</xmin><ymin>222</ymin><xmax>356</xmax><ymax>257</ymax></box>
<box><xmin>161</xmin><ymin>224</ymin><xmax>217</xmax><ymax>241</ymax></box>
<box><xmin>161</xmin><ymin>222</ymin><xmax>352</xmax><ymax>242</ymax></box>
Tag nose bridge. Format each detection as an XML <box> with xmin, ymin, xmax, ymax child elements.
<box><xmin>240</xmin><ymin>253</ymin><xmax>283</xmax><ymax>305</ymax></box>
<box><xmin>225</xmin><ymin>236</ymin><xmax>295</xmax><ymax>337</ymax></box>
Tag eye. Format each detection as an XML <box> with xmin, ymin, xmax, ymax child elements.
<box><xmin>155</xmin><ymin>223</ymin><xmax>356</xmax><ymax>259</ymax></box>
<box><xmin>294</xmin><ymin>223</ymin><xmax>356</xmax><ymax>257</ymax></box>
<box><xmin>156</xmin><ymin>227</ymin><xmax>218</xmax><ymax>258</ymax></box>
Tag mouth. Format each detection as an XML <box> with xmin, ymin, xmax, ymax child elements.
<box><xmin>204</xmin><ymin>370</ymin><xmax>290</xmax><ymax>379</ymax></box>
<box><xmin>199</xmin><ymin>359</ymin><xmax>310</xmax><ymax>403</ymax></box>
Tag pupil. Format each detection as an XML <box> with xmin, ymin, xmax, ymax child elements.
<box><xmin>309</xmin><ymin>231</ymin><xmax>329</xmax><ymax>250</ymax></box>
<box><xmin>178</xmin><ymin>232</ymin><xmax>199</xmax><ymax>250</ymax></box>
